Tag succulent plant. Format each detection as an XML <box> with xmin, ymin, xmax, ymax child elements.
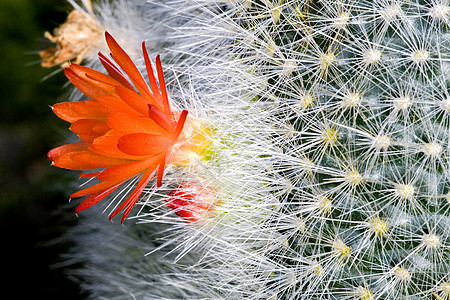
<box><xmin>44</xmin><ymin>0</ymin><xmax>450</xmax><ymax>299</ymax></box>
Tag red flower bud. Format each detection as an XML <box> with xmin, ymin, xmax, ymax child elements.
<box><xmin>165</xmin><ymin>184</ymin><xmax>215</xmax><ymax>222</ymax></box>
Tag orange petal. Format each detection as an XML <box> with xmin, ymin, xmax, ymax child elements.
<box><xmin>105</xmin><ymin>32</ymin><xmax>152</xmax><ymax>99</ymax></box>
<box><xmin>117</xmin><ymin>133</ymin><xmax>171</xmax><ymax>156</ymax></box>
<box><xmin>108</xmin><ymin>168</ymin><xmax>155</xmax><ymax>223</ymax></box>
<box><xmin>52</xmin><ymin>151</ymin><xmax>97</xmax><ymax>170</ymax></box>
<box><xmin>95</xmin><ymin>96</ymin><xmax>140</xmax><ymax>116</ymax></box>
<box><xmin>75</xmin><ymin>184</ymin><xmax>120</xmax><ymax>213</ymax></box>
<box><xmin>89</xmin><ymin>135</ymin><xmax>133</xmax><ymax>159</ymax></box>
<box><xmin>71</xmin><ymin>122</ymin><xmax>110</xmax><ymax>144</ymax></box>
<box><xmin>156</xmin><ymin>153</ymin><xmax>166</xmax><ymax>187</ymax></box>
<box><xmin>52</xmin><ymin>101</ymin><xmax>106</xmax><ymax>123</ymax></box>
<box><xmin>98</xmin><ymin>52</ymin><xmax>134</xmax><ymax>90</ymax></box>
<box><xmin>71</xmin><ymin>63</ymin><xmax>121</xmax><ymax>89</ymax></box>
<box><xmin>89</xmin><ymin>135</ymin><xmax>150</xmax><ymax>161</ymax></box>
<box><xmin>107</xmin><ymin>112</ymin><xmax>168</xmax><ymax>136</ymax></box>
<box><xmin>76</xmin><ymin>134</ymin><xmax>100</xmax><ymax>144</ymax></box>
<box><xmin>72</xmin><ymin>151</ymin><xmax>132</xmax><ymax>168</ymax></box>
<box><xmin>65</xmin><ymin>65</ymin><xmax>118</xmax><ymax>99</ymax></box>
<box><xmin>70</xmin><ymin>101</ymin><xmax>108</xmax><ymax>119</ymax></box>
<box><xmin>52</xmin><ymin>102</ymin><xmax>79</xmax><ymax>123</ymax></box>
<box><xmin>115</xmin><ymin>85</ymin><xmax>151</xmax><ymax>115</ymax></box>
<box><xmin>97</xmin><ymin>154</ymin><xmax>162</xmax><ymax>182</ymax></box>
<box><xmin>70</xmin><ymin>119</ymin><xmax>110</xmax><ymax>137</ymax></box>
<box><xmin>155</xmin><ymin>54</ymin><xmax>171</xmax><ymax>114</ymax></box>
<box><xmin>71</xmin><ymin>179</ymin><xmax>123</xmax><ymax>199</ymax></box>
<box><xmin>147</xmin><ymin>104</ymin><xmax>175</xmax><ymax>133</ymax></box>
<box><xmin>172</xmin><ymin>110</ymin><xmax>189</xmax><ymax>141</ymax></box>
<box><xmin>48</xmin><ymin>142</ymin><xmax>89</xmax><ymax>161</ymax></box>
<box><xmin>53</xmin><ymin>150</ymin><xmax>131</xmax><ymax>170</ymax></box>
<box><xmin>142</xmin><ymin>42</ymin><xmax>164</xmax><ymax>106</ymax></box>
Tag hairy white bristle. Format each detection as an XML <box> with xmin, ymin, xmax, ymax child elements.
<box><xmin>422</xmin><ymin>142</ymin><xmax>442</xmax><ymax>159</ymax></box>
<box><xmin>411</xmin><ymin>49</ymin><xmax>430</xmax><ymax>63</ymax></box>
<box><xmin>394</xmin><ymin>267</ymin><xmax>411</xmax><ymax>282</ymax></box>
<box><xmin>394</xmin><ymin>183</ymin><xmax>415</xmax><ymax>200</ymax></box>
<box><xmin>381</xmin><ymin>4</ymin><xmax>402</xmax><ymax>21</ymax></box>
<box><xmin>429</xmin><ymin>4</ymin><xmax>450</xmax><ymax>20</ymax></box>
<box><xmin>422</xmin><ymin>233</ymin><xmax>441</xmax><ymax>248</ymax></box>
<box><xmin>363</xmin><ymin>49</ymin><xmax>382</xmax><ymax>65</ymax></box>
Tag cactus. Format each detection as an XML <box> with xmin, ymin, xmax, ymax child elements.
<box><xmin>44</xmin><ymin>0</ymin><xmax>449</xmax><ymax>299</ymax></box>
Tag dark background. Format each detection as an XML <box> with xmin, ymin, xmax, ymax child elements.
<box><xmin>0</xmin><ymin>0</ymin><xmax>84</xmax><ymax>298</ymax></box>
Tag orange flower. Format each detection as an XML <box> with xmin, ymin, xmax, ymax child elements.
<box><xmin>48</xmin><ymin>32</ymin><xmax>200</xmax><ymax>223</ymax></box>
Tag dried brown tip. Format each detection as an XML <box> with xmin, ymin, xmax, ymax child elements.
<box><xmin>39</xmin><ymin>10</ymin><xmax>103</xmax><ymax>68</ymax></box>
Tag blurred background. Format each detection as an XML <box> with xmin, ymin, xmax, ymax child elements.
<box><xmin>0</xmin><ymin>0</ymin><xmax>84</xmax><ymax>298</ymax></box>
